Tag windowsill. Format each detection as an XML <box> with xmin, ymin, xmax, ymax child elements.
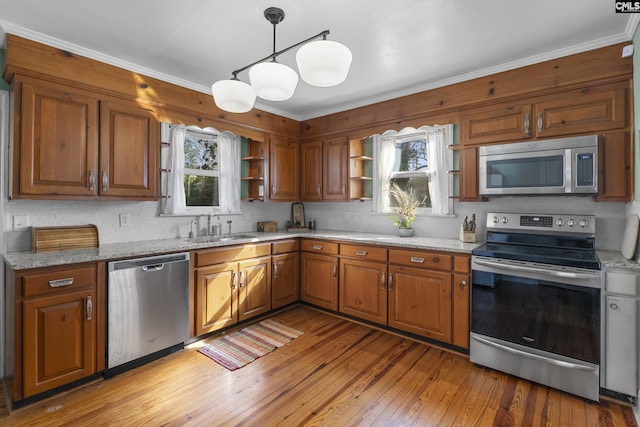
<box><xmin>369</xmin><ymin>210</ymin><xmax>457</xmax><ymax>219</ymax></box>
<box><xmin>159</xmin><ymin>211</ymin><xmax>243</xmax><ymax>218</ymax></box>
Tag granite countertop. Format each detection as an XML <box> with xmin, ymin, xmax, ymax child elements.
<box><xmin>597</xmin><ymin>249</ymin><xmax>640</xmax><ymax>271</ymax></box>
<box><xmin>2</xmin><ymin>229</ymin><xmax>482</xmax><ymax>271</ymax></box>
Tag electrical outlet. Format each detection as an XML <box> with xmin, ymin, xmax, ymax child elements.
<box><xmin>13</xmin><ymin>215</ymin><xmax>29</xmax><ymax>231</ymax></box>
<box><xmin>119</xmin><ymin>213</ymin><xmax>131</xmax><ymax>227</ymax></box>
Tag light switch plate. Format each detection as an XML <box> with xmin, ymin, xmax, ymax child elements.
<box><xmin>119</xmin><ymin>213</ymin><xmax>131</xmax><ymax>227</ymax></box>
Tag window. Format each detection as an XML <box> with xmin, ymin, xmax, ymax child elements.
<box><xmin>183</xmin><ymin>130</ymin><xmax>220</xmax><ymax>207</ymax></box>
<box><xmin>374</xmin><ymin>125</ymin><xmax>453</xmax><ymax>216</ymax></box>
<box><xmin>161</xmin><ymin>124</ymin><xmax>240</xmax><ymax>215</ymax></box>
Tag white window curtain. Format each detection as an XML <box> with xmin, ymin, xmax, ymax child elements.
<box><xmin>426</xmin><ymin>124</ymin><xmax>453</xmax><ymax>216</ymax></box>
<box><xmin>163</xmin><ymin>124</ymin><xmax>187</xmax><ymax>215</ymax></box>
<box><xmin>218</xmin><ymin>131</ymin><xmax>241</xmax><ymax>213</ymax></box>
<box><xmin>373</xmin><ymin>133</ymin><xmax>397</xmax><ymax>212</ymax></box>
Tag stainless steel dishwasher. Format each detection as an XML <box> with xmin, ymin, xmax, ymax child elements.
<box><xmin>106</xmin><ymin>252</ymin><xmax>190</xmax><ymax>375</ymax></box>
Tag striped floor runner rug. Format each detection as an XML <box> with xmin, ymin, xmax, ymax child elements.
<box><xmin>198</xmin><ymin>319</ymin><xmax>304</xmax><ymax>371</ymax></box>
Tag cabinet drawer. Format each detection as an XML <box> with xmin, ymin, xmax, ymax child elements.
<box><xmin>272</xmin><ymin>239</ymin><xmax>299</xmax><ymax>255</ymax></box>
<box><xmin>453</xmin><ymin>256</ymin><xmax>471</xmax><ymax>274</ymax></box>
<box><xmin>388</xmin><ymin>249</ymin><xmax>452</xmax><ymax>271</ymax></box>
<box><xmin>23</xmin><ymin>265</ymin><xmax>96</xmax><ymax>298</ymax></box>
<box><xmin>605</xmin><ymin>271</ymin><xmax>638</xmax><ymax>296</ymax></box>
<box><xmin>301</xmin><ymin>239</ymin><xmax>339</xmax><ymax>255</ymax></box>
<box><xmin>340</xmin><ymin>244</ymin><xmax>387</xmax><ymax>262</ymax></box>
<box><xmin>196</xmin><ymin>243</ymin><xmax>271</xmax><ymax>267</ymax></box>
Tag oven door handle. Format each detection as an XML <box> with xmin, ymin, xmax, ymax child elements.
<box><xmin>472</xmin><ymin>335</ymin><xmax>597</xmax><ymax>372</ymax></box>
<box><xmin>473</xmin><ymin>258</ymin><xmax>598</xmax><ymax>280</ymax></box>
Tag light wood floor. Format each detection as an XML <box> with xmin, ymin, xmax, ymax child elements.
<box><xmin>1</xmin><ymin>305</ymin><xmax>636</xmax><ymax>426</ymax></box>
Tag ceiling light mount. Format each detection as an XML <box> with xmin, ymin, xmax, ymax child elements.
<box><xmin>211</xmin><ymin>6</ymin><xmax>352</xmax><ymax>113</ymax></box>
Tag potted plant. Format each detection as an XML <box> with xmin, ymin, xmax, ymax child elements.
<box><xmin>388</xmin><ymin>183</ymin><xmax>420</xmax><ymax>237</ymax></box>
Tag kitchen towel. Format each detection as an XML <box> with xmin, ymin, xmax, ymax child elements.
<box><xmin>621</xmin><ymin>214</ymin><xmax>639</xmax><ymax>259</ymax></box>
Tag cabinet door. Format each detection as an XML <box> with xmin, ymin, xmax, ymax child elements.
<box><xmin>99</xmin><ymin>100</ymin><xmax>158</xmax><ymax>199</ymax></box>
<box><xmin>323</xmin><ymin>136</ymin><xmax>349</xmax><ymax>200</ymax></box>
<box><xmin>272</xmin><ymin>252</ymin><xmax>300</xmax><ymax>309</ymax></box>
<box><xmin>238</xmin><ymin>257</ymin><xmax>272</xmax><ymax>321</ymax></box>
<box><xmin>339</xmin><ymin>258</ymin><xmax>387</xmax><ymax>324</ymax></box>
<box><xmin>388</xmin><ymin>265</ymin><xmax>452</xmax><ymax>342</ymax></box>
<box><xmin>269</xmin><ymin>136</ymin><xmax>300</xmax><ymax>201</ymax></box>
<box><xmin>300</xmin><ymin>140</ymin><xmax>323</xmax><ymax>200</ymax></box>
<box><xmin>452</xmin><ymin>273</ymin><xmax>470</xmax><ymax>349</ymax></box>
<box><xmin>18</xmin><ymin>80</ymin><xmax>99</xmax><ymax>197</ymax></box>
<box><xmin>300</xmin><ymin>252</ymin><xmax>338</xmax><ymax>310</ymax></box>
<box><xmin>605</xmin><ymin>295</ymin><xmax>637</xmax><ymax>396</ymax></box>
<box><xmin>461</xmin><ymin>103</ymin><xmax>532</xmax><ymax>145</ymax></box>
<box><xmin>459</xmin><ymin>147</ymin><xmax>482</xmax><ymax>201</ymax></box>
<box><xmin>535</xmin><ymin>87</ymin><xmax>626</xmax><ymax>137</ymax></box>
<box><xmin>596</xmin><ymin>132</ymin><xmax>630</xmax><ymax>202</ymax></box>
<box><xmin>23</xmin><ymin>289</ymin><xmax>96</xmax><ymax>397</ymax></box>
<box><xmin>195</xmin><ymin>263</ymin><xmax>237</xmax><ymax>335</ymax></box>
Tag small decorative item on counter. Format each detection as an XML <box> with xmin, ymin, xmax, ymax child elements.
<box><xmin>288</xmin><ymin>203</ymin><xmax>309</xmax><ymax>231</ymax></box>
<box><xmin>308</xmin><ymin>218</ymin><xmax>316</xmax><ymax>229</ymax></box>
<box><xmin>388</xmin><ymin>183</ymin><xmax>421</xmax><ymax>237</ymax></box>
<box><xmin>459</xmin><ymin>213</ymin><xmax>476</xmax><ymax>242</ymax></box>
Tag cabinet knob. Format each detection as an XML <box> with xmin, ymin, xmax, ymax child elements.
<box><xmin>610</xmin><ymin>303</ymin><xmax>618</xmax><ymax>310</ymax></box>
<box><xmin>459</xmin><ymin>280</ymin><xmax>467</xmax><ymax>289</ymax></box>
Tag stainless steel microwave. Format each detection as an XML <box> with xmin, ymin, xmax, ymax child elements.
<box><xmin>478</xmin><ymin>135</ymin><xmax>599</xmax><ymax>196</ymax></box>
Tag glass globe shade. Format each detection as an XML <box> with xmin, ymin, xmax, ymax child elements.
<box><xmin>249</xmin><ymin>61</ymin><xmax>299</xmax><ymax>101</ymax></box>
<box><xmin>296</xmin><ymin>40</ymin><xmax>352</xmax><ymax>87</ymax></box>
<box><xmin>211</xmin><ymin>79</ymin><xmax>256</xmax><ymax>113</ymax></box>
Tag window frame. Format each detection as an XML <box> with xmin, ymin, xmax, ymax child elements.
<box><xmin>182</xmin><ymin>128</ymin><xmax>221</xmax><ymax>214</ymax></box>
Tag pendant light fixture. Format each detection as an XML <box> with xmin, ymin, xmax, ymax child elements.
<box><xmin>211</xmin><ymin>7</ymin><xmax>352</xmax><ymax>113</ymax></box>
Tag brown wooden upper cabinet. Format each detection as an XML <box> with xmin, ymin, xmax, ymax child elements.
<box><xmin>300</xmin><ymin>140</ymin><xmax>323</xmax><ymax>200</ymax></box>
<box><xmin>461</xmin><ymin>83</ymin><xmax>627</xmax><ymax>146</ymax></box>
<box><xmin>13</xmin><ymin>76</ymin><xmax>159</xmax><ymax>200</ymax></box>
<box><xmin>269</xmin><ymin>136</ymin><xmax>300</xmax><ymax>201</ymax></box>
<box><xmin>300</xmin><ymin>136</ymin><xmax>349</xmax><ymax>201</ymax></box>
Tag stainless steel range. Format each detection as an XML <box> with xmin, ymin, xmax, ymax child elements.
<box><xmin>470</xmin><ymin>212</ymin><xmax>601</xmax><ymax>401</ymax></box>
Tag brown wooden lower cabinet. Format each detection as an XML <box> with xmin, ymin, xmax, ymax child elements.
<box><xmin>388</xmin><ymin>265</ymin><xmax>452</xmax><ymax>342</ymax></box>
<box><xmin>194</xmin><ymin>243</ymin><xmax>271</xmax><ymax>336</ymax></box>
<box><xmin>272</xmin><ymin>252</ymin><xmax>300</xmax><ymax>309</ymax></box>
<box><xmin>6</xmin><ymin>262</ymin><xmax>104</xmax><ymax>404</ymax></box>
<box><xmin>339</xmin><ymin>258</ymin><xmax>388</xmax><ymax>324</ymax></box>
<box><xmin>300</xmin><ymin>252</ymin><xmax>338</xmax><ymax>311</ymax></box>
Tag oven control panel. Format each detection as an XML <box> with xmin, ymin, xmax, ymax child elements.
<box><xmin>486</xmin><ymin>212</ymin><xmax>596</xmax><ymax>234</ymax></box>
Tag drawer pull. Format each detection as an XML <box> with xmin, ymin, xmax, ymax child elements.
<box><xmin>410</xmin><ymin>257</ymin><xmax>425</xmax><ymax>264</ymax></box>
<box><xmin>312</xmin><ymin>245</ymin><xmax>323</xmax><ymax>250</ymax></box>
<box><xmin>356</xmin><ymin>250</ymin><xmax>368</xmax><ymax>256</ymax></box>
<box><xmin>86</xmin><ymin>296</ymin><xmax>93</xmax><ymax>321</ymax></box>
<box><xmin>49</xmin><ymin>278</ymin><xmax>74</xmax><ymax>288</ymax></box>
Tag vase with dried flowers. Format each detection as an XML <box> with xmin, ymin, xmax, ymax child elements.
<box><xmin>388</xmin><ymin>183</ymin><xmax>421</xmax><ymax>237</ymax></box>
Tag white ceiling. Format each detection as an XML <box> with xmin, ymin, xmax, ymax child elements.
<box><xmin>0</xmin><ymin>0</ymin><xmax>637</xmax><ymax>121</ymax></box>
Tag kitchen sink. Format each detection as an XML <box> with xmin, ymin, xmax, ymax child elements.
<box><xmin>185</xmin><ymin>233</ymin><xmax>258</xmax><ymax>243</ymax></box>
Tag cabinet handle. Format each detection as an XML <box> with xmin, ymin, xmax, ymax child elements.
<box><xmin>312</xmin><ymin>245</ymin><xmax>323</xmax><ymax>250</ymax></box>
<box><xmin>272</xmin><ymin>185</ymin><xmax>276</xmax><ymax>195</ymax></box>
<box><xmin>273</xmin><ymin>263</ymin><xmax>278</xmax><ymax>279</ymax></box>
<box><xmin>317</xmin><ymin>184</ymin><xmax>321</xmax><ymax>195</ymax></box>
<box><xmin>231</xmin><ymin>272</ymin><xmax>237</xmax><ymax>289</ymax></box>
<box><xmin>342</xmin><ymin>182</ymin><xmax>346</xmax><ymax>194</ymax></box>
<box><xmin>333</xmin><ymin>264</ymin><xmax>337</xmax><ymax>279</ymax></box>
<box><xmin>239</xmin><ymin>271</ymin><xmax>245</xmax><ymax>287</ymax></box>
<box><xmin>102</xmin><ymin>171</ymin><xmax>108</xmax><ymax>192</ymax></box>
<box><xmin>610</xmin><ymin>303</ymin><xmax>618</xmax><ymax>310</ymax></box>
<box><xmin>523</xmin><ymin>112</ymin><xmax>530</xmax><ymax>134</ymax></box>
<box><xmin>459</xmin><ymin>280</ymin><xmax>467</xmax><ymax>290</ymax></box>
<box><xmin>356</xmin><ymin>250</ymin><xmax>368</xmax><ymax>256</ymax></box>
<box><xmin>86</xmin><ymin>296</ymin><xmax>93</xmax><ymax>321</ymax></box>
<box><xmin>49</xmin><ymin>278</ymin><xmax>74</xmax><ymax>288</ymax></box>
<box><xmin>537</xmin><ymin>112</ymin><xmax>543</xmax><ymax>133</ymax></box>
<box><xmin>410</xmin><ymin>257</ymin><xmax>425</xmax><ymax>264</ymax></box>
<box><xmin>388</xmin><ymin>274</ymin><xmax>393</xmax><ymax>290</ymax></box>
<box><xmin>381</xmin><ymin>272</ymin><xmax>386</xmax><ymax>290</ymax></box>
<box><xmin>88</xmin><ymin>169</ymin><xmax>95</xmax><ymax>191</ymax></box>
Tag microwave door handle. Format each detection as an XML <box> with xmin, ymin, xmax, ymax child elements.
<box><xmin>472</xmin><ymin>258</ymin><xmax>598</xmax><ymax>280</ymax></box>
<box><xmin>565</xmin><ymin>148</ymin><xmax>573</xmax><ymax>193</ymax></box>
